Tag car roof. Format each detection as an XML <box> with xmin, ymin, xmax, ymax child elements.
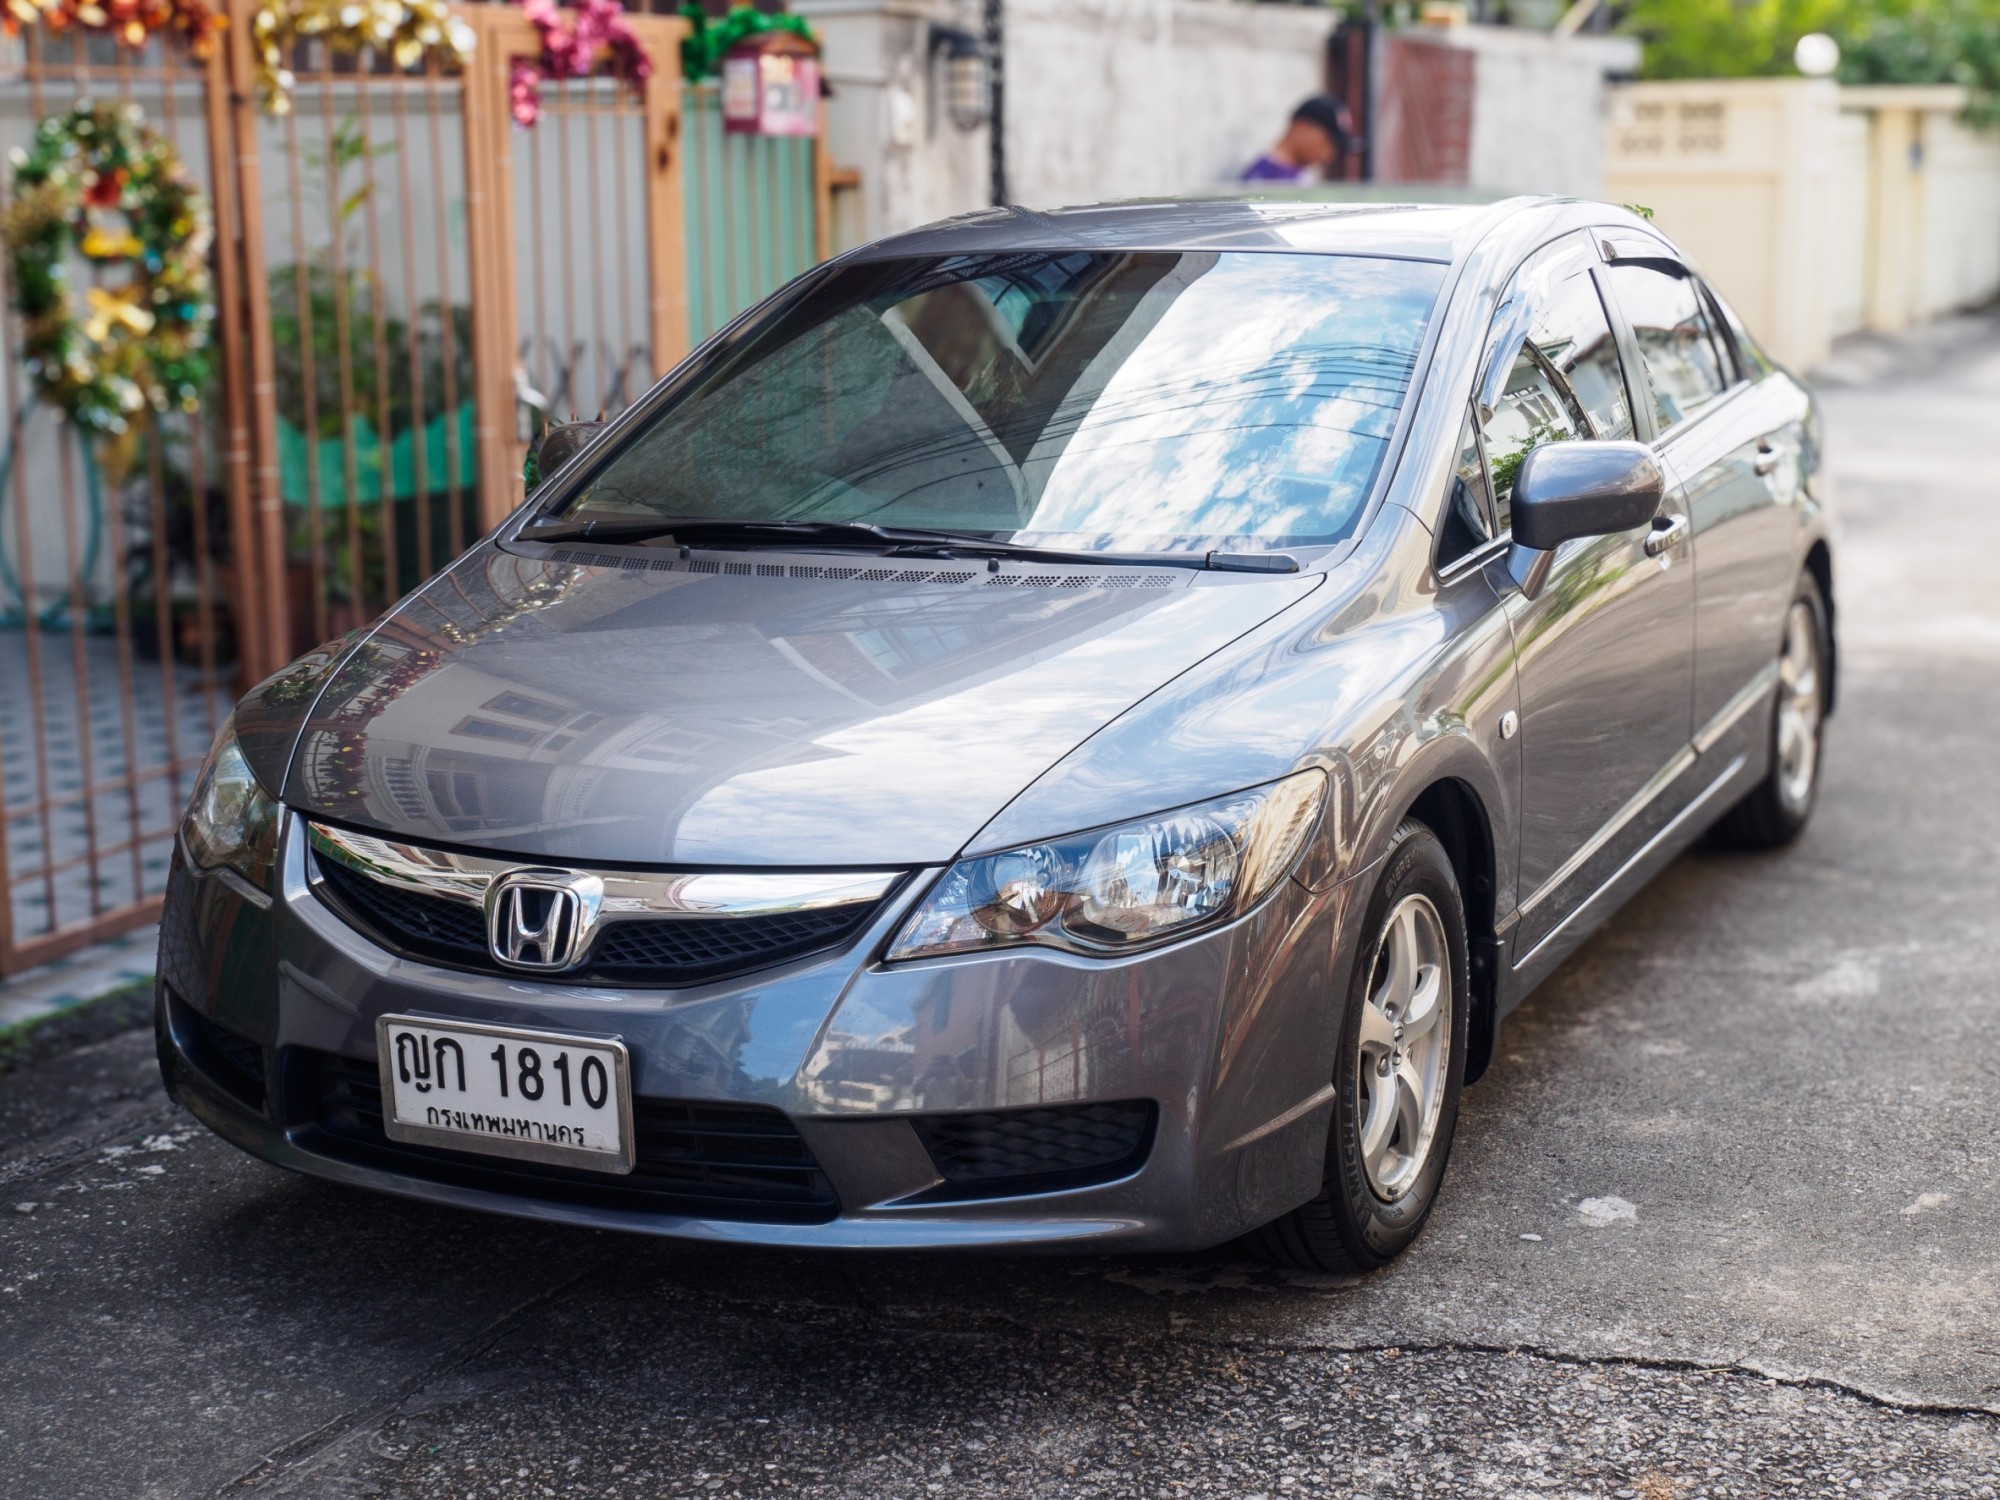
<box><xmin>847</xmin><ymin>196</ymin><xmax>1565</xmax><ymax>266</ymax></box>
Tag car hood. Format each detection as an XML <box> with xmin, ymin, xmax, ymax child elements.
<box><xmin>271</xmin><ymin>545</ymin><xmax>1321</xmax><ymax>867</ymax></box>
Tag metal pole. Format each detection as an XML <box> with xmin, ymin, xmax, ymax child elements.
<box><xmin>984</xmin><ymin>0</ymin><xmax>1007</xmax><ymax>205</ymax></box>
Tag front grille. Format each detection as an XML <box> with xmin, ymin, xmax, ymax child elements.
<box><xmin>312</xmin><ymin>857</ymin><xmax>882</xmax><ymax>987</ymax></box>
<box><xmin>911</xmin><ymin>1100</ymin><xmax>1157</xmax><ymax>1200</ymax></box>
<box><xmin>588</xmin><ymin>906</ymin><xmax>869</xmax><ymax>979</ymax></box>
<box><xmin>317</xmin><ymin>858</ymin><xmax>488</xmax><ymax>964</ymax></box>
<box><xmin>302</xmin><ymin>1051</ymin><xmax>839</xmax><ymax>1222</ymax></box>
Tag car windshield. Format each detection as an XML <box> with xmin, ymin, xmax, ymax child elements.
<box><xmin>553</xmin><ymin>249</ymin><xmax>1447</xmax><ymax>553</ymax></box>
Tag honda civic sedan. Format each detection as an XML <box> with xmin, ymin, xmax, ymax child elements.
<box><xmin>158</xmin><ymin>196</ymin><xmax>1832</xmax><ymax>1269</ymax></box>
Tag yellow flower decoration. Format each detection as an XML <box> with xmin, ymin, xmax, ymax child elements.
<box><xmin>83</xmin><ymin>285</ymin><xmax>157</xmax><ymax>343</ymax></box>
<box><xmin>0</xmin><ymin>0</ymin><xmax>226</xmax><ymax>58</ymax></box>
<box><xmin>80</xmin><ymin>225</ymin><xmax>144</xmax><ymax>259</ymax></box>
<box><xmin>252</xmin><ymin>0</ymin><xmax>477</xmax><ymax>115</ymax></box>
<box><xmin>0</xmin><ymin>104</ymin><xmax>213</xmax><ymax>465</ymax></box>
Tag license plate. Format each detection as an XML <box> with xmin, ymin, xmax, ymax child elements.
<box><xmin>374</xmin><ymin>1015</ymin><xmax>635</xmax><ymax>1174</ymax></box>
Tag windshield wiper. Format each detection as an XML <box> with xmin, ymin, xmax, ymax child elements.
<box><xmin>518</xmin><ymin>516</ymin><xmax>928</xmax><ymax>548</ymax></box>
<box><xmin>515</xmin><ymin>515</ymin><xmax>1299</xmax><ymax>572</ymax></box>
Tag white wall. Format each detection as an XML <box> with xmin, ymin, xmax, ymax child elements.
<box><xmin>1427</xmin><ymin>25</ymin><xmax>1638</xmax><ymax>196</ymax></box>
<box><xmin>800</xmin><ymin>0</ymin><xmax>1331</xmax><ymax>240</ymax></box>
<box><xmin>1002</xmin><ymin>0</ymin><xmax>1331</xmax><ymax>208</ymax></box>
<box><xmin>797</xmin><ymin>0</ymin><xmax>992</xmax><ymax>248</ymax></box>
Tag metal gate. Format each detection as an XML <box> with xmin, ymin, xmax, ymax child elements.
<box><xmin>0</xmin><ymin>2</ymin><xmax>837</xmax><ymax>974</ymax></box>
<box><xmin>0</xmin><ymin>28</ymin><xmax>241</xmax><ymax>972</ymax></box>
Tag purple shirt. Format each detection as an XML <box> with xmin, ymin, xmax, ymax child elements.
<box><xmin>1241</xmin><ymin>154</ymin><xmax>1307</xmax><ymax>184</ymax></box>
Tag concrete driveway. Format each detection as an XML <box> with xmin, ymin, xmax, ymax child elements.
<box><xmin>3</xmin><ymin>331</ymin><xmax>1997</xmax><ymax>1499</ymax></box>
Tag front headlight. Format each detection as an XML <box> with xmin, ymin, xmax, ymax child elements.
<box><xmin>182</xmin><ymin>717</ymin><xmax>279</xmax><ymax>891</ymax></box>
<box><xmin>888</xmin><ymin>770</ymin><xmax>1327</xmax><ymax>961</ymax></box>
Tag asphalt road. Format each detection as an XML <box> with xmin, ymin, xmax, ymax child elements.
<box><xmin>4</xmin><ymin>331</ymin><xmax>1998</xmax><ymax>1499</ymax></box>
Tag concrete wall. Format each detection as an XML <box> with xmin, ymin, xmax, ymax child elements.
<box><xmin>1910</xmin><ymin>102</ymin><xmax>2000</xmax><ymax>321</ymax></box>
<box><xmin>1604</xmin><ymin>79</ymin><xmax>1842</xmax><ymax>371</ymax></box>
<box><xmin>795</xmin><ymin>0</ymin><xmax>992</xmax><ymax>249</ymax></box>
<box><xmin>1605</xmin><ymin>78</ymin><xmax>2000</xmax><ymax>370</ymax></box>
<box><xmin>804</xmin><ymin>4</ymin><xmax>1643</xmax><ymax>248</ymax></box>
<box><xmin>1415</xmin><ymin>24</ymin><xmax>1638</xmax><ymax>196</ymax></box>
<box><xmin>1828</xmin><ymin>109</ymin><xmax>1871</xmax><ymax>338</ymax></box>
<box><xmin>799</xmin><ymin>0</ymin><xmax>1331</xmax><ymax>242</ymax></box>
<box><xmin>1002</xmin><ymin>0</ymin><xmax>1330</xmax><ymax>208</ymax></box>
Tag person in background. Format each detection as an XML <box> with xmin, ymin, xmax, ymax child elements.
<box><xmin>1242</xmin><ymin>93</ymin><xmax>1358</xmax><ymax>184</ymax></box>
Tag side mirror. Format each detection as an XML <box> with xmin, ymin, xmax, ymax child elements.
<box><xmin>1506</xmin><ymin>440</ymin><xmax>1664</xmax><ymax>600</ymax></box>
<box><xmin>524</xmin><ymin>419</ymin><xmax>606</xmax><ymax>492</ymax></box>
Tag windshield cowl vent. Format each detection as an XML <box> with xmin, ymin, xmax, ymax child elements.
<box><xmin>527</xmin><ymin>546</ymin><xmax>1184</xmax><ymax>591</ymax></box>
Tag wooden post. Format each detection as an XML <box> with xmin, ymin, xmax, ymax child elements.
<box><xmin>644</xmin><ymin>15</ymin><xmax>692</xmax><ymax>378</ymax></box>
<box><xmin>462</xmin><ymin>7</ymin><xmax>527</xmax><ymax>531</ymax></box>
<box><xmin>465</xmin><ymin>6</ymin><xmax>692</xmax><ymax>515</ymax></box>
<box><xmin>813</xmin><ymin>95</ymin><xmax>835</xmax><ymax>264</ymax></box>
<box><xmin>220</xmin><ymin>0</ymin><xmax>288</xmax><ymax>675</ymax></box>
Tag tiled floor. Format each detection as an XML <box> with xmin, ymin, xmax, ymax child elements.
<box><xmin>0</xmin><ymin>921</ymin><xmax>158</xmax><ymax>1032</ymax></box>
<box><xmin>1</xmin><ymin>624</ymin><xmax>226</xmax><ymax>964</ymax></box>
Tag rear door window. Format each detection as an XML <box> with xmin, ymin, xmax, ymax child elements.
<box><xmin>1605</xmin><ymin>263</ymin><xmax>1731</xmax><ymax>432</ymax></box>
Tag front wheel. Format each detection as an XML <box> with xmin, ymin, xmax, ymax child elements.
<box><xmin>1251</xmin><ymin>820</ymin><xmax>1469</xmax><ymax>1273</ymax></box>
<box><xmin>1712</xmin><ymin>570</ymin><xmax>1829</xmax><ymax>850</ymax></box>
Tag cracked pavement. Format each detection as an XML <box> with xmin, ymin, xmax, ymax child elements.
<box><xmin>2</xmin><ymin>331</ymin><xmax>1998</xmax><ymax>1498</ymax></box>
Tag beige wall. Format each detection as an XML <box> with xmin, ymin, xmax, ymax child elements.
<box><xmin>1605</xmin><ymin>78</ymin><xmax>2000</xmax><ymax>371</ymax></box>
<box><xmin>1911</xmin><ymin>102</ymin><xmax>2000</xmax><ymax>320</ymax></box>
<box><xmin>1603</xmin><ymin>79</ymin><xmax>1840</xmax><ymax>372</ymax></box>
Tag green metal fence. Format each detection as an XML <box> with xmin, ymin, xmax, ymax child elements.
<box><xmin>681</xmin><ymin>82</ymin><xmax>820</xmax><ymax>345</ymax></box>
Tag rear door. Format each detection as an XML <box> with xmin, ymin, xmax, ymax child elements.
<box><xmin>1598</xmin><ymin>246</ymin><xmax>1798</xmax><ymax>755</ymax></box>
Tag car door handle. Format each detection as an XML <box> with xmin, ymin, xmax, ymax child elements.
<box><xmin>1644</xmin><ymin>513</ymin><xmax>1690</xmax><ymax>557</ymax></box>
<box><xmin>1753</xmin><ymin>443</ymin><xmax>1781</xmax><ymax>476</ymax></box>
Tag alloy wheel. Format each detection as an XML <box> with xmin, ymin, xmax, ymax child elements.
<box><xmin>1355</xmin><ymin>892</ymin><xmax>1452</xmax><ymax>1201</ymax></box>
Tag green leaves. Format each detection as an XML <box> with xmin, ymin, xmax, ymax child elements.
<box><xmin>1622</xmin><ymin>0</ymin><xmax>2000</xmax><ymax>127</ymax></box>
<box><xmin>676</xmin><ymin>2</ymin><xmax>816</xmax><ymax>84</ymax></box>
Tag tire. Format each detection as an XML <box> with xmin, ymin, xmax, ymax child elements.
<box><xmin>1711</xmin><ymin>570</ymin><xmax>1830</xmax><ymax>851</ymax></box>
<box><xmin>1251</xmin><ymin>819</ymin><xmax>1470</xmax><ymax>1273</ymax></box>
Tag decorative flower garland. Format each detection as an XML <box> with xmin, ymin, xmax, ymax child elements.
<box><xmin>0</xmin><ymin>0</ymin><xmax>225</xmax><ymax>58</ymax></box>
<box><xmin>509</xmin><ymin>0</ymin><xmax>652</xmax><ymax>129</ymax></box>
<box><xmin>0</xmin><ymin>104</ymin><xmax>214</xmax><ymax>462</ymax></box>
<box><xmin>677</xmin><ymin>2</ymin><xmax>815</xmax><ymax>85</ymax></box>
<box><xmin>251</xmin><ymin>0</ymin><xmax>476</xmax><ymax>115</ymax></box>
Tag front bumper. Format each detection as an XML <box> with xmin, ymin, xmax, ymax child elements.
<box><xmin>157</xmin><ymin>814</ymin><xmax>1370</xmax><ymax>1252</ymax></box>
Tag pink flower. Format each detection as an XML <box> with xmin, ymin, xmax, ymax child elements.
<box><xmin>510</xmin><ymin>0</ymin><xmax>652</xmax><ymax>127</ymax></box>
<box><xmin>510</xmin><ymin>58</ymin><xmax>543</xmax><ymax>127</ymax></box>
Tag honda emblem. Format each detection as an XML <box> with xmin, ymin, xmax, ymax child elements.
<box><xmin>487</xmin><ymin>870</ymin><xmax>602</xmax><ymax>971</ymax></box>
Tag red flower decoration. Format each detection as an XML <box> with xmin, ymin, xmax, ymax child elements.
<box><xmin>83</xmin><ymin>166</ymin><xmax>129</xmax><ymax>208</ymax></box>
<box><xmin>0</xmin><ymin>0</ymin><xmax>226</xmax><ymax>59</ymax></box>
<box><xmin>511</xmin><ymin>0</ymin><xmax>653</xmax><ymax>128</ymax></box>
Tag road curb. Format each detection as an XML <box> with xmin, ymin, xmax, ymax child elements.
<box><xmin>0</xmin><ymin>927</ymin><xmax>158</xmax><ymax>1078</ymax></box>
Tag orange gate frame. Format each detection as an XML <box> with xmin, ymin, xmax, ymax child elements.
<box><xmin>0</xmin><ymin>6</ymin><xmax>713</xmax><ymax>974</ymax></box>
<box><xmin>218</xmin><ymin>0</ymin><xmax>692</xmax><ymax>685</ymax></box>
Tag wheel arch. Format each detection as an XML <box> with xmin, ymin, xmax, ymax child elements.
<box><xmin>1805</xmin><ymin>538</ymin><xmax>1837</xmax><ymax>718</ymax></box>
<box><xmin>1398</xmin><ymin>776</ymin><xmax>1502</xmax><ymax>1086</ymax></box>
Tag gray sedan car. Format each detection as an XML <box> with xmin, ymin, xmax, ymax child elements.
<box><xmin>159</xmin><ymin>196</ymin><xmax>1832</xmax><ymax>1268</ymax></box>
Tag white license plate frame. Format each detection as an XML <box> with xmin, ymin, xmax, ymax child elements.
<box><xmin>374</xmin><ymin>1014</ymin><xmax>636</xmax><ymax>1174</ymax></box>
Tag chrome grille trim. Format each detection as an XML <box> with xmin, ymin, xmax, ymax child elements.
<box><xmin>304</xmin><ymin>821</ymin><xmax>902</xmax><ymax>920</ymax></box>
